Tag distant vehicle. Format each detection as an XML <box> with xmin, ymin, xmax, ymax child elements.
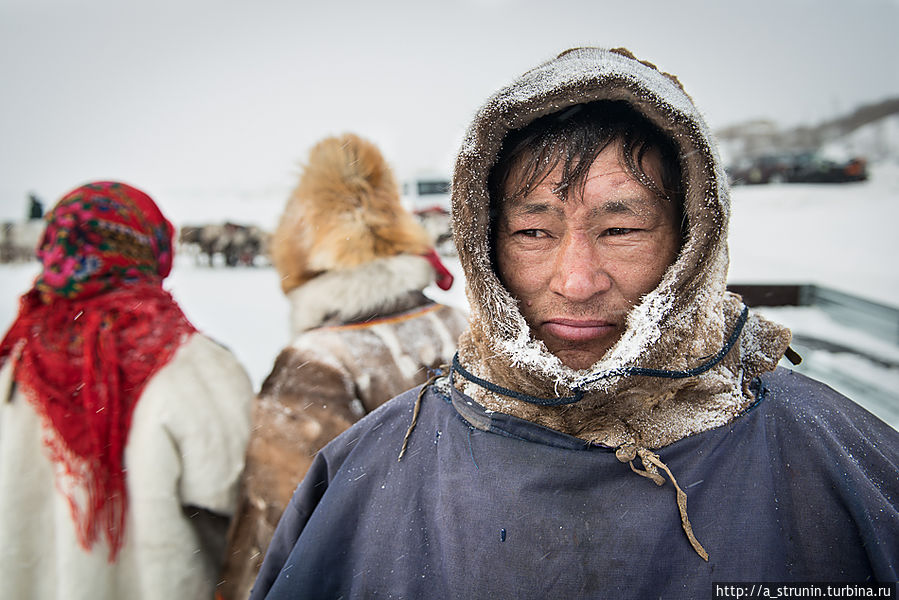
<box><xmin>728</xmin><ymin>152</ymin><xmax>868</xmax><ymax>185</ymax></box>
<box><xmin>402</xmin><ymin>176</ymin><xmax>451</xmax><ymax>213</ymax></box>
<box><xmin>727</xmin><ymin>154</ymin><xmax>795</xmax><ymax>185</ymax></box>
<box><xmin>401</xmin><ymin>176</ymin><xmax>454</xmax><ymax>255</ymax></box>
<box><xmin>788</xmin><ymin>153</ymin><xmax>868</xmax><ymax>183</ymax></box>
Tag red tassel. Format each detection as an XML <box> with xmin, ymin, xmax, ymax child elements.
<box><xmin>422</xmin><ymin>249</ymin><xmax>454</xmax><ymax>290</ymax></box>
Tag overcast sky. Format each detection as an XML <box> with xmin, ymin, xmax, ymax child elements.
<box><xmin>2</xmin><ymin>0</ymin><xmax>897</xmax><ymax>224</ymax></box>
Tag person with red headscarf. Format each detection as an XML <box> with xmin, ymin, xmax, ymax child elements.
<box><xmin>0</xmin><ymin>181</ymin><xmax>253</xmax><ymax>599</ymax></box>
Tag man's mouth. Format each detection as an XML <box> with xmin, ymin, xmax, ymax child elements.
<box><xmin>541</xmin><ymin>319</ymin><xmax>616</xmax><ymax>342</ymax></box>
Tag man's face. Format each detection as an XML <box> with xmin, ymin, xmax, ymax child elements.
<box><xmin>494</xmin><ymin>143</ymin><xmax>681</xmax><ymax>371</ymax></box>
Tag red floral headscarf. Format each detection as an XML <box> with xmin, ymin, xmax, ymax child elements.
<box><xmin>0</xmin><ymin>181</ymin><xmax>196</xmax><ymax>561</ymax></box>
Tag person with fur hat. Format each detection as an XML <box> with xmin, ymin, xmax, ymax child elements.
<box><xmin>0</xmin><ymin>181</ymin><xmax>253</xmax><ymax>599</ymax></box>
<box><xmin>250</xmin><ymin>49</ymin><xmax>899</xmax><ymax>599</ymax></box>
<box><xmin>219</xmin><ymin>133</ymin><xmax>467</xmax><ymax>599</ymax></box>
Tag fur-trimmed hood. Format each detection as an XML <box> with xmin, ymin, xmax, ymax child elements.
<box><xmin>451</xmin><ymin>47</ymin><xmax>792</xmax><ymax>450</ymax></box>
<box><xmin>271</xmin><ymin>133</ymin><xmax>433</xmax><ymax>294</ymax></box>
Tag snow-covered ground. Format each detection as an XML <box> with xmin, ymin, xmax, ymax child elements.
<box><xmin>728</xmin><ymin>162</ymin><xmax>899</xmax><ymax>306</ymax></box>
<box><xmin>725</xmin><ymin>162</ymin><xmax>899</xmax><ymax>428</ymax></box>
<box><xmin>1</xmin><ymin>163</ymin><xmax>897</xmax><ymax>428</ymax></box>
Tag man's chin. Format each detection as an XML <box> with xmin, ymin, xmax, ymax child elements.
<box><xmin>551</xmin><ymin>347</ymin><xmax>611</xmax><ymax>372</ymax></box>
<box><xmin>540</xmin><ymin>332</ymin><xmax>618</xmax><ymax>372</ymax></box>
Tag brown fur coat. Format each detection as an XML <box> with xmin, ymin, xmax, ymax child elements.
<box><xmin>220</xmin><ymin>286</ymin><xmax>466</xmax><ymax>600</ymax></box>
<box><xmin>219</xmin><ymin>134</ymin><xmax>467</xmax><ymax>599</ymax></box>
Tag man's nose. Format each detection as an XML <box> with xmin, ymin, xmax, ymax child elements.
<box><xmin>548</xmin><ymin>234</ymin><xmax>612</xmax><ymax>302</ymax></box>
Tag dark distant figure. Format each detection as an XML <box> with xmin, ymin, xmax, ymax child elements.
<box><xmin>28</xmin><ymin>193</ymin><xmax>44</xmax><ymax>220</ymax></box>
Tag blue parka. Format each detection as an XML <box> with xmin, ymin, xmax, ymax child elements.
<box><xmin>252</xmin><ymin>368</ymin><xmax>898</xmax><ymax>599</ymax></box>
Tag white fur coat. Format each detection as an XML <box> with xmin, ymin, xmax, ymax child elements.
<box><xmin>0</xmin><ymin>334</ymin><xmax>253</xmax><ymax>600</ymax></box>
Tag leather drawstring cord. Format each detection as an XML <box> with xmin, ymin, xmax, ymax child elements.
<box><xmin>615</xmin><ymin>443</ymin><xmax>709</xmax><ymax>561</ymax></box>
<box><xmin>398</xmin><ymin>367</ymin><xmax>711</xmax><ymax>561</ymax></box>
<box><xmin>398</xmin><ymin>367</ymin><xmax>446</xmax><ymax>461</ymax></box>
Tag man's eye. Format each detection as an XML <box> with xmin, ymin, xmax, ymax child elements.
<box><xmin>603</xmin><ymin>228</ymin><xmax>636</xmax><ymax>236</ymax></box>
<box><xmin>516</xmin><ymin>229</ymin><xmax>547</xmax><ymax>238</ymax></box>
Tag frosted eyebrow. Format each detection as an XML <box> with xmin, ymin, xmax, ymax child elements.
<box><xmin>505</xmin><ymin>200</ymin><xmax>560</xmax><ymax>217</ymax></box>
<box><xmin>595</xmin><ymin>200</ymin><xmax>637</xmax><ymax>216</ymax></box>
<box><xmin>591</xmin><ymin>198</ymin><xmax>659</xmax><ymax>218</ymax></box>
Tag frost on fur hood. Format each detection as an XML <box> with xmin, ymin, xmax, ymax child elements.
<box><xmin>451</xmin><ymin>47</ymin><xmax>792</xmax><ymax>450</ymax></box>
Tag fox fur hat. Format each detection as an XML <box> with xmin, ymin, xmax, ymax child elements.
<box><xmin>272</xmin><ymin>133</ymin><xmax>433</xmax><ymax>294</ymax></box>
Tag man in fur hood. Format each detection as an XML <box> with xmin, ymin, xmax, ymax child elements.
<box><xmin>250</xmin><ymin>49</ymin><xmax>899</xmax><ymax>598</ymax></box>
<box><xmin>218</xmin><ymin>133</ymin><xmax>467</xmax><ymax>599</ymax></box>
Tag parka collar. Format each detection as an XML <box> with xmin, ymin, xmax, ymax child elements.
<box><xmin>285</xmin><ymin>254</ymin><xmax>436</xmax><ymax>336</ymax></box>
